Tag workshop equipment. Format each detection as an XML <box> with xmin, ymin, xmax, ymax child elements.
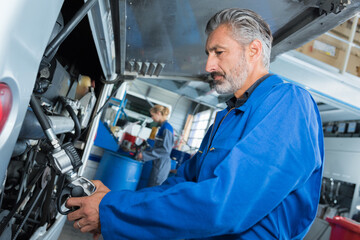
<box><xmin>327</xmin><ymin>216</ymin><xmax>360</xmax><ymax>240</ymax></box>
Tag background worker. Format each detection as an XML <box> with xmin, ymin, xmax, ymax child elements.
<box><xmin>67</xmin><ymin>8</ymin><xmax>324</xmax><ymax>239</ymax></box>
<box><xmin>137</xmin><ymin>104</ymin><xmax>174</xmax><ymax>187</ymax></box>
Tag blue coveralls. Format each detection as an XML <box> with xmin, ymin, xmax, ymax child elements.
<box><xmin>142</xmin><ymin>121</ymin><xmax>174</xmax><ymax>187</ymax></box>
<box><xmin>99</xmin><ymin>75</ymin><xmax>324</xmax><ymax>240</ymax></box>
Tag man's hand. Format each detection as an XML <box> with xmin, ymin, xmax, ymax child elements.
<box><xmin>66</xmin><ymin>180</ymin><xmax>110</xmax><ymax>237</ymax></box>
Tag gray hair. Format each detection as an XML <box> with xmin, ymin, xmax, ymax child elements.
<box><xmin>205</xmin><ymin>8</ymin><xmax>273</xmax><ymax>70</ymax></box>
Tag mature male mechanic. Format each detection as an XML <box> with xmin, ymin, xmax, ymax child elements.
<box><xmin>67</xmin><ymin>8</ymin><xmax>324</xmax><ymax>240</ymax></box>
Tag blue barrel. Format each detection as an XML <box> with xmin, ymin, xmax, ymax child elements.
<box><xmin>95</xmin><ymin>151</ymin><xmax>143</xmax><ymax>191</ymax></box>
<box><xmin>136</xmin><ymin>161</ymin><xmax>153</xmax><ymax>190</ymax></box>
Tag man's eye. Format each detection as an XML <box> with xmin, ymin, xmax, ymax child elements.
<box><xmin>215</xmin><ymin>51</ymin><xmax>223</xmax><ymax>56</ymax></box>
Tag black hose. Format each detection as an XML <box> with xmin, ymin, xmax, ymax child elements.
<box><xmin>30</xmin><ymin>94</ymin><xmax>51</xmax><ymax>131</ymax></box>
<box><xmin>64</xmin><ymin>104</ymin><xmax>81</xmax><ymax>141</ymax></box>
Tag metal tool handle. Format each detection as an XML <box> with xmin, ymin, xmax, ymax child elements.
<box><xmin>57</xmin><ymin>177</ymin><xmax>96</xmax><ymax>215</ymax></box>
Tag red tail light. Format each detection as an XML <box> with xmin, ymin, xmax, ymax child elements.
<box><xmin>0</xmin><ymin>83</ymin><xmax>12</xmax><ymax>133</ymax></box>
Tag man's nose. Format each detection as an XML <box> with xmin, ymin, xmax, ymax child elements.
<box><xmin>205</xmin><ymin>55</ymin><xmax>217</xmax><ymax>73</ymax></box>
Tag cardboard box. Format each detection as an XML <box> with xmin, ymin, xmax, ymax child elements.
<box><xmin>296</xmin><ymin>34</ymin><xmax>360</xmax><ymax>77</ymax></box>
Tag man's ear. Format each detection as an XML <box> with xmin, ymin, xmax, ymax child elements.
<box><xmin>248</xmin><ymin>39</ymin><xmax>262</xmax><ymax>62</ymax></box>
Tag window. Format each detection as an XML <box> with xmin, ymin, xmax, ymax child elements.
<box><xmin>187</xmin><ymin>109</ymin><xmax>214</xmax><ymax>150</ymax></box>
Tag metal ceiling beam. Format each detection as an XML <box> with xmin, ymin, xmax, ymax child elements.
<box><xmin>272</xmin><ymin>7</ymin><xmax>320</xmax><ymax>47</ymax></box>
<box><xmin>177</xmin><ymin>81</ymin><xmax>192</xmax><ymax>90</ymax></box>
<box><xmin>320</xmin><ymin>109</ymin><xmax>360</xmax><ymax>122</ymax></box>
<box><xmin>317</xmin><ymin>103</ymin><xmax>338</xmax><ymax>112</ymax></box>
<box><xmin>271</xmin><ymin>0</ymin><xmax>360</xmax><ymax>60</ymax></box>
<box><xmin>137</xmin><ymin>78</ymin><xmax>223</xmax><ymax>108</ymax></box>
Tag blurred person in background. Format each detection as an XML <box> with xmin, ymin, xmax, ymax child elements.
<box><xmin>137</xmin><ymin>104</ymin><xmax>174</xmax><ymax>187</ymax></box>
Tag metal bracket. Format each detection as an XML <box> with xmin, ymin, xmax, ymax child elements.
<box><xmin>318</xmin><ymin>0</ymin><xmax>349</xmax><ymax>15</ymax></box>
<box><xmin>293</xmin><ymin>0</ymin><xmax>350</xmax><ymax>15</ymax></box>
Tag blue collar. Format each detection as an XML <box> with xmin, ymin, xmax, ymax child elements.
<box><xmin>226</xmin><ymin>73</ymin><xmax>273</xmax><ymax>109</ymax></box>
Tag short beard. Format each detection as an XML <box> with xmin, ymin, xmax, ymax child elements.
<box><xmin>213</xmin><ymin>54</ymin><xmax>248</xmax><ymax>94</ymax></box>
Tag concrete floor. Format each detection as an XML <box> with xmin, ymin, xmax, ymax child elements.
<box><xmin>58</xmin><ymin>220</ymin><xmax>104</xmax><ymax>240</ymax></box>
